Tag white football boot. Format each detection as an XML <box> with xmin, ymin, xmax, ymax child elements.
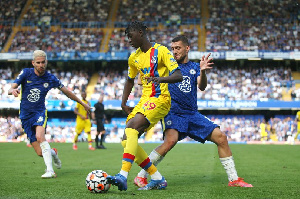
<box><xmin>41</xmin><ymin>170</ymin><xmax>56</xmax><ymax>178</ymax></box>
<box><xmin>52</xmin><ymin>148</ymin><xmax>62</xmax><ymax>169</ymax></box>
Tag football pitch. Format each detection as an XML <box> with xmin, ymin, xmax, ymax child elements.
<box><xmin>0</xmin><ymin>142</ymin><xmax>299</xmax><ymax>199</ymax></box>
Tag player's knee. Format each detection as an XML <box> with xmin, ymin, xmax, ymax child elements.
<box><xmin>164</xmin><ymin>139</ymin><xmax>177</xmax><ymax>150</ymax></box>
<box><xmin>216</xmin><ymin>132</ymin><xmax>228</xmax><ymax>146</ymax></box>
<box><xmin>211</xmin><ymin>129</ymin><xmax>228</xmax><ymax>146</ymax></box>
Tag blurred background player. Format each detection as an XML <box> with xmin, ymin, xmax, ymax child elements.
<box><xmin>106</xmin><ymin>21</ymin><xmax>182</xmax><ymax>191</ymax></box>
<box><xmin>8</xmin><ymin>50</ymin><xmax>91</xmax><ymax>178</ymax></box>
<box><xmin>134</xmin><ymin>35</ymin><xmax>253</xmax><ymax>188</ymax></box>
<box><xmin>92</xmin><ymin>95</ymin><xmax>107</xmax><ymax>149</ymax></box>
<box><xmin>295</xmin><ymin>110</ymin><xmax>300</xmax><ymax>141</ymax></box>
<box><xmin>73</xmin><ymin>91</ymin><xmax>95</xmax><ymax>151</ymax></box>
<box><xmin>260</xmin><ymin>119</ymin><xmax>268</xmax><ymax>143</ymax></box>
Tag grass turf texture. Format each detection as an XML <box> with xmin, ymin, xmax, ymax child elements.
<box><xmin>0</xmin><ymin>142</ymin><xmax>299</xmax><ymax>199</ymax></box>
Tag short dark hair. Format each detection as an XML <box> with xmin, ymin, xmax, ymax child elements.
<box><xmin>125</xmin><ymin>21</ymin><xmax>148</xmax><ymax>36</ymax></box>
<box><xmin>172</xmin><ymin>35</ymin><xmax>190</xmax><ymax>46</ymax></box>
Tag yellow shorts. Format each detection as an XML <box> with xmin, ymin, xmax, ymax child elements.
<box><xmin>127</xmin><ymin>95</ymin><xmax>171</xmax><ymax>131</ymax></box>
<box><xmin>75</xmin><ymin>119</ymin><xmax>91</xmax><ymax>134</ymax></box>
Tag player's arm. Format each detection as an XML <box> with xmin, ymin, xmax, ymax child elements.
<box><xmin>147</xmin><ymin>69</ymin><xmax>182</xmax><ymax>84</ymax></box>
<box><xmin>197</xmin><ymin>53</ymin><xmax>213</xmax><ymax>91</ymax></box>
<box><xmin>8</xmin><ymin>83</ymin><xmax>20</xmax><ymax>97</ymax></box>
<box><xmin>59</xmin><ymin>86</ymin><xmax>91</xmax><ymax>114</ymax></box>
<box><xmin>146</xmin><ymin>48</ymin><xmax>183</xmax><ymax>84</ymax></box>
<box><xmin>121</xmin><ymin>78</ymin><xmax>135</xmax><ymax>114</ymax></box>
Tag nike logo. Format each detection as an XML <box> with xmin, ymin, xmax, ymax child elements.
<box><xmin>27</xmin><ymin>80</ymin><xmax>32</xmax><ymax>83</ymax></box>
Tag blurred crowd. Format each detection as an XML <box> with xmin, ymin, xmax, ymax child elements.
<box><xmin>0</xmin><ymin>115</ymin><xmax>298</xmax><ymax>144</ymax></box>
<box><xmin>9</xmin><ymin>28</ymin><xmax>103</xmax><ymax>53</ymax></box>
<box><xmin>1</xmin><ymin>66</ymin><xmax>299</xmax><ymax>101</ymax></box>
<box><xmin>22</xmin><ymin>0</ymin><xmax>111</xmax><ymax>26</ymax></box>
<box><xmin>206</xmin><ymin>0</ymin><xmax>300</xmax><ymax>51</ymax></box>
<box><xmin>1</xmin><ymin>0</ymin><xmax>299</xmax><ymax>52</ymax></box>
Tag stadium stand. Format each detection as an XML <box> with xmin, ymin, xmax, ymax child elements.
<box><xmin>0</xmin><ymin>0</ymin><xmax>299</xmax><ymax>145</ymax></box>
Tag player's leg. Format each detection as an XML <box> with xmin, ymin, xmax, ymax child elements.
<box><xmin>86</xmin><ymin>131</ymin><xmax>95</xmax><ymax>150</ymax></box>
<box><xmin>294</xmin><ymin>130</ymin><xmax>300</xmax><ymax>141</ymax></box>
<box><xmin>96</xmin><ymin>120</ymin><xmax>106</xmax><ymax>149</ymax></box>
<box><xmin>135</xmin><ymin>129</ymin><xmax>179</xmax><ymax>187</ymax></box>
<box><xmin>99</xmin><ymin>130</ymin><xmax>106</xmax><ymax>149</ymax></box>
<box><xmin>107</xmin><ymin>114</ymin><xmax>150</xmax><ymax>191</ymax></box>
<box><xmin>73</xmin><ymin>120</ymin><xmax>83</xmax><ymax>150</ymax></box>
<box><xmin>208</xmin><ymin>128</ymin><xmax>253</xmax><ymax>187</ymax></box>
<box><xmin>85</xmin><ymin>119</ymin><xmax>95</xmax><ymax>150</ymax></box>
<box><xmin>35</xmin><ymin>126</ymin><xmax>56</xmax><ymax>178</ymax></box>
<box><xmin>95</xmin><ymin>131</ymin><xmax>100</xmax><ymax>148</ymax></box>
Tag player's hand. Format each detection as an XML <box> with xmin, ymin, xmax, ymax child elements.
<box><xmin>200</xmin><ymin>53</ymin><xmax>214</xmax><ymax>71</ymax></box>
<box><xmin>121</xmin><ymin>104</ymin><xmax>134</xmax><ymax>114</ymax></box>
<box><xmin>12</xmin><ymin>89</ymin><xmax>20</xmax><ymax>97</ymax></box>
<box><xmin>83</xmin><ymin>104</ymin><xmax>91</xmax><ymax>114</ymax></box>
<box><xmin>145</xmin><ymin>76</ymin><xmax>161</xmax><ymax>84</ymax></box>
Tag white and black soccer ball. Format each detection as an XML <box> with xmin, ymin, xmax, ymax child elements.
<box><xmin>85</xmin><ymin>170</ymin><xmax>111</xmax><ymax>193</ymax></box>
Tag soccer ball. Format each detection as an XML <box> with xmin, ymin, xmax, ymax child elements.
<box><xmin>85</xmin><ymin>170</ymin><xmax>111</xmax><ymax>193</ymax></box>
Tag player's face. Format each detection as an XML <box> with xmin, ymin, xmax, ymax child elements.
<box><xmin>98</xmin><ymin>96</ymin><xmax>103</xmax><ymax>103</ymax></box>
<box><xmin>81</xmin><ymin>92</ymin><xmax>87</xmax><ymax>99</ymax></box>
<box><xmin>127</xmin><ymin>29</ymin><xmax>142</xmax><ymax>49</ymax></box>
<box><xmin>171</xmin><ymin>41</ymin><xmax>190</xmax><ymax>64</ymax></box>
<box><xmin>32</xmin><ymin>56</ymin><xmax>47</xmax><ymax>76</ymax></box>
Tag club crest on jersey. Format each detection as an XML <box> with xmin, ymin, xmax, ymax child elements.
<box><xmin>190</xmin><ymin>69</ymin><xmax>196</xmax><ymax>75</ymax></box>
<box><xmin>166</xmin><ymin>120</ymin><xmax>172</xmax><ymax>125</ymax></box>
<box><xmin>178</xmin><ymin>76</ymin><xmax>191</xmax><ymax>93</ymax></box>
<box><xmin>43</xmin><ymin>83</ymin><xmax>49</xmax><ymax>88</ymax></box>
<box><xmin>27</xmin><ymin>88</ymin><xmax>41</xmax><ymax>102</ymax></box>
<box><xmin>151</xmin><ymin>56</ymin><xmax>157</xmax><ymax>64</ymax></box>
<box><xmin>37</xmin><ymin>116</ymin><xmax>43</xmax><ymax>123</ymax></box>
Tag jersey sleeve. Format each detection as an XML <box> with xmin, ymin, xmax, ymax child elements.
<box><xmin>75</xmin><ymin>102</ymin><xmax>80</xmax><ymax>109</ymax></box>
<box><xmin>160</xmin><ymin>46</ymin><xmax>179</xmax><ymax>74</ymax></box>
<box><xmin>51</xmin><ymin>74</ymin><xmax>64</xmax><ymax>89</ymax></box>
<box><xmin>14</xmin><ymin>69</ymin><xmax>27</xmax><ymax>85</ymax></box>
<box><xmin>127</xmin><ymin>53</ymin><xmax>138</xmax><ymax>80</ymax></box>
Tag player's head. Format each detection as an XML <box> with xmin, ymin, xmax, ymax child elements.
<box><xmin>125</xmin><ymin>21</ymin><xmax>148</xmax><ymax>49</ymax></box>
<box><xmin>171</xmin><ymin>35</ymin><xmax>190</xmax><ymax>64</ymax></box>
<box><xmin>81</xmin><ymin>91</ymin><xmax>87</xmax><ymax>100</ymax></box>
<box><xmin>98</xmin><ymin>96</ymin><xmax>104</xmax><ymax>103</ymax></box>
<box><xmin>32</xmin><ymin>50</ymin><xmax>47</xmax><ymax>76</ymax></box>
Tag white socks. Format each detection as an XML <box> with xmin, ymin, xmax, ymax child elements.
<box><xmin>150</xmin><ymin>171</ymin><xmax>162</xmax><ymax>180</ymax></box>
<box><xmin>40</xmin><ymin>141</ymin><xmax>54</xmax><ymax>172</ymax></box>
<box><xmin>50</xmin><ymin>149</ymin><xmax>58</xmax><ymax>160</ymax></box>
<box><xmin>137</xmin><ymin>150</ymin><xmax>164</xmax><ymax>178</ymax></box>
<box><xmin>220</xmin><ymin>156</ymin><xmax>238</xmax><ymax>182</ymax></box>
<box><xmin>119</xmin><ymin>170</ymin><xmax>128</xmax><ymax>178</ymax></box>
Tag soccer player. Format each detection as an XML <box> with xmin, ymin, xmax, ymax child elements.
<box><xmin>260</xmin><ymin>119</ymin><xmax>268</xmax><ymax>142</ymax></box>
<box><xmin>106</xmin><ymin>21</ymin><xmax>183</xmax><ymax>191</ymax></box>
<box><xmin>134</xmin><ymin>35</ymin><xmax>253</xmax><ymax>188</ymax></box>
<box><xmin>92</xmin><ymin>96</ymin><xmax>107</xmax><ymax>149</ymax></box>
<box><xmin>294</xmin><ymin>110</ymin><xmax>300</xmax><ymax>141</ymax></box>
<box><xmin>8</xmin><ymin>50</ymin><xmax>91</xmax><ymax>178</ymax></box>
<box><xmin>73</xmin><ymin>91</ymin><xmax>95</xmax><ymax>151</ymax></box>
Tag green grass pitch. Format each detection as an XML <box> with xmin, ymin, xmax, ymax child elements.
<box><xmin>0</xmin><ymin>142</ymin><xmax>299</xmax><ymax>199</ymax></box>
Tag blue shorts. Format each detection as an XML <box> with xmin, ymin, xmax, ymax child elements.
<box><xmin>162</xmin><ymin>111</ymin><xmax>219</xmax><ymax>143</ymax></box>
<box><xmin>21</xmin><ymin>111</ymin><xmax>48</xmax><ymax>143</ymax></box>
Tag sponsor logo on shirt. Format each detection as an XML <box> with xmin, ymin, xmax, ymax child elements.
<box><xmin>178</xmin><ymin>76</ymin><xmax>191</xmax><ymax>93</ymax></box>
<box><xmin>27</xmin><ymin>88</ymin><xmax>41</xmax><ymax>102</ymax></box>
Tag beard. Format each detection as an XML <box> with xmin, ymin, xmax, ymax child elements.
<box><xmin>176</xmin><ymin>54</ymin><xmax>186</xmax><ymax>64</ymax></box>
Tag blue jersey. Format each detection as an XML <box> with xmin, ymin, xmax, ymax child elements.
<box><xmin>14</xmin><ymin>68</ymin><xmax>64</xmax><ymax>119</ymax></box>
<box><xmin>168</xmin><ymin>61</ymin><xmax>200</xmax><ymax>114</ymax></box>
